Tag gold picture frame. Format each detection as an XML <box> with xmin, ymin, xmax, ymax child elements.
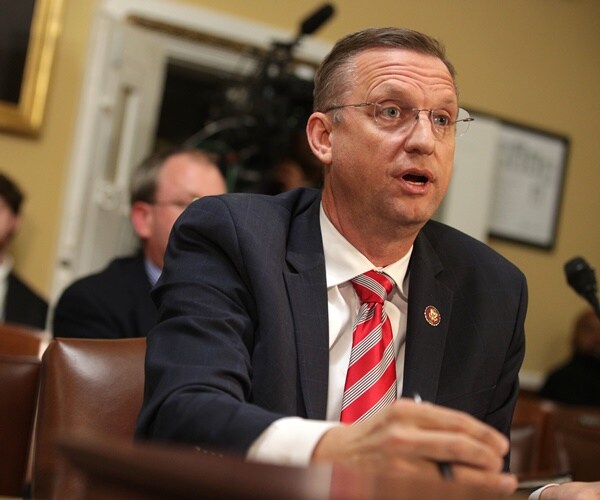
<box><xmin>0</xmin><ymin>0</ymin><xmax>65</xmax><ymax>135</ymax></box>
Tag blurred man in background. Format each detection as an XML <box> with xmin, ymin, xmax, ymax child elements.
<box><xmin>52</xmin><ymin>148</ymin><xmax>227</xmax><ymax>339</ymax></box>
<box><xmin>539</xmin><ymin>308</ymin><xmax>600</xmax><ymax>406</ymax></box>
<box><xmin>0</xmin><ymin>171</ymin><xmax>48</xmax><ymax>329</ymax></box>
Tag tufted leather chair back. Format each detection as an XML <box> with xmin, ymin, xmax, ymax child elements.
<box><xmin>31</xmin><ymin>337</ymin><xmax>146</xmax><ymax>499</ymax></box>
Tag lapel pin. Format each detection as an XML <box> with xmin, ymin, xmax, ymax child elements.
<box><xmin>424</xmin><ymin>305</ymin><xmax>441</xmax><ymax>327</ymax></box>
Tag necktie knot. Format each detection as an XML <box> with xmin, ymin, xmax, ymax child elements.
<box><xmin>351</xmin><ymin>270</ymin><xmax>395</xmax><ymax>305</ymax></box>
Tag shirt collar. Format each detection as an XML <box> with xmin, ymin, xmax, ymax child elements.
<box><xmin>144</xmin><ymin>257</ymin><xmax>162</xmax><ymax>286</ymax></box>
<box><xmin>0</xmin><ymin>253</ymin><xmax>13</xmax><ymax>281</ymax></box>
<box><xmin>319</xmin><ymin>203</ymin><xmax>412</xmax><ymax>298</ymax></box>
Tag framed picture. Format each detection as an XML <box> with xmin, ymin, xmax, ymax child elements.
<box><xmin>463</xmin><ymin>111</ymin><xmax>570</xmax><ymax>250</ymax></box>
<box><xmin>0</xmin><ymin>0</ymin><xmax>65</xmax><ymax>135</ymax></box>
<box><xmin>487</xmin><ymin>118</ymin><xmax>569</xmax><ymax>250</ymax></box>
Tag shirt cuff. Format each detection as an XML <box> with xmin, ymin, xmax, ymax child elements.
<box><xmin>247</xmin><ymin>417</ymin><xmax>339</xmax><ymax>467</ymax></box>
<box><xmin>528</xmin><ymin>484</ymin><xmax>560</xmax><ymax>500</ymax></box>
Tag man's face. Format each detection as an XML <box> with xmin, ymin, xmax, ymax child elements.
<box><xmin>318</xmin><ymin>48</ymin><xmax>458</xmax><ymax>238</ymax></box>
<box><xmin>575</xmin><ymin>311</ymin><xmax>600</xmax><ymax>359</ymax></box>
<box><xmin>139</xmin><ymin>153</ymin><xmax>227</xmax><ymax>269</ymax></box>
<box><xmin>0</xmin><ymin>198</ymin><xmax>19</xmax><ymax>251</ymax></box>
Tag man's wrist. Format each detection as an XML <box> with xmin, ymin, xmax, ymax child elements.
<box><xmin>247</xmin><ymin>417</ymin><xmax>339</xmax><ymax>467</ymax></box>
<box><xmin>528</xmin><ymin>483</ymin><xmax>559</xmax><ymax>500</ymax></box>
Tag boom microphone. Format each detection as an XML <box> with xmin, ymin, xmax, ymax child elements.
<box><xmin>564</xmin><ymin>256</ymin><xmax>600</xmax><ymax>318</ymax></box>
<box><xmin>299</xmin><ymin>4</ymin><xmax>335</xmax><ymax>36</ymax></box>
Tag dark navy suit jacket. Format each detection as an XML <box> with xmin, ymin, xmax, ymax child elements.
<box><xmin>52</xmin><ymin>254</ymin><xmax>156</xmax><ymax>338</ymax></box>
<box><xmin>4</xmin><ymin>272</ymin><xmax>48</xmax><ymax>329</ymax></box>
<box><xmin>136</xmin><ymin>188</ymin><xmax>527</xmax><ymax>467</ymax></box>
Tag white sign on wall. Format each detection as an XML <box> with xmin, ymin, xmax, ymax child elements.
<box><xmin>447</xmin><ymin>111</ymin><xmax>569</xmax><ymax>250</ymax></box>
<box><xmin>489</xmin><ymin>121</ymin><xmax>569</xmax><ymax>249</ymax></box>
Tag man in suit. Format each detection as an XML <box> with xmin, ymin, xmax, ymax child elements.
<box><xmin>52</xmin><ymin>148</ymin><xmax>227</xmax><ymax>339</ymax></box>
<box><xmin>136</xmin><ymin>28</ymin><xmax>525</xmax><ymax>493</ymax></box>
<box><xmin>0</xmin><ymin>172</ymin><xmax>48</xmax><ymax>329</ymax></box>
<box><xmin>539</xmin><ymin>308</ymin><xmax>600</xmax><ymax>405</ymax></box>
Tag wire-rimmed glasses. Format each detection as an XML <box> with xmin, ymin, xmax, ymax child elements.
<box><xmin>323</xmin><ymin>99</ymin><xmax>474</xmax><ymax>140</ymax></box>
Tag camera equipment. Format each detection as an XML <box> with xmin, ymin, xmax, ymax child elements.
<box><xmin>184</xmin><ymin>4</ymin><xmax>335</xmax><ymax>192</ymax></box>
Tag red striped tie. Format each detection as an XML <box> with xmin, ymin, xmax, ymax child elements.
<box><xmin>340</xmin><ymin>270</ymin><xmax>397</xmax><ymax>424</ymax></box>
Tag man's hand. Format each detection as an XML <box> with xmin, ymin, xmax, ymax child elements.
<box><xmin>312</xmin><ymin>398</ymin><xmax>517</xmax><ymax>494</ymax></box>
<box><xmin>539</xmin><ymin>482</ymin><xmax>600</xmax><ymax>500</ymax></box>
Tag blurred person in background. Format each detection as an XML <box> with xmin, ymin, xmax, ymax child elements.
<box><xmin>0</xmin><ymin>171</ymin><xmax>48</xmax><ymax>329</ymax></box>
<box><xmin>539</xmin><ymin>308</ymin><xmax>600</xmax><ymax>406</ymax></box>
<box><xmin>52</xmin><ymin>147</ymin><xmax>227</xmax><ymax>339</ymax></box>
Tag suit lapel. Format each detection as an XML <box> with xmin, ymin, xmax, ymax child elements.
<box><xmin>132</xmin><ymin>256</ymin><xmax>157</xmax><ymax>336</ymax></box>
<box><xmin>402</xmin><ymin>227</ymin><xmax>454</xmax><ymax>403</ymax></box>
<box><xmin>279</xmin><ymin>196</ymin><xmax>456</xmax><ymax>415</ymax></box>
<box><xmin>283</xmin><ymin>192</ymin><xmax>329</xmax><ymax>420</ymax></box>
<box><xmin>4</xmin><ymin>274</ymin><xmax>21</xmax><ymax>319</ymax></box>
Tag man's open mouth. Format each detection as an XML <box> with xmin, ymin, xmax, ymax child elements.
<box><xmin>402</xmin><ymin>173</ymin><xmax>429</xmax><ymax>184</ymax></box>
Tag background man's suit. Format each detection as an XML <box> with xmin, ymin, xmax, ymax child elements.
<box><xmin>4</xmin><ymin>272</ymin><xmax>48</xmax><ymax>329</ymax></box>
<box><xmin>53</xmin><ymin>254</ymin><xmax>156</xmax><ymax>338</ymax></box>
<box><xmin>136</xmin><ymin>188</ymin><xmax>527</xmax><ymax>465</ymax></box>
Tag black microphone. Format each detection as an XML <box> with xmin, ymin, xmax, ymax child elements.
<box><xmin>564</xmin><ymin>256</ymin><xmax>600</xmax><ymax>318</ymax></box>
<box><xmin>299</xmin><ymin>4</ymin><xmax>335</xmax><ymax>36</ymax></box>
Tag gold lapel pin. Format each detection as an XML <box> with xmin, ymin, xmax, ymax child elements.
<box><xmin>424</xmin><ymin>305</ymin><xmax>441</xmax><ymax>327</ymax></box>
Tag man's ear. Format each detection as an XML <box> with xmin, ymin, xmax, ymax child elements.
<box><xmin>11</xmin><ymin>214</ymin><xmax>22</xmax><ymax>234</ymax></box>
<box><xmin>6</xmin><ymin>214</ymin><xmax>22</xmax><ymax>242</ymax></box>
<box><xmin>130</xmin><ymin>201</ymin><xmax>152</xmax><ymax>240</ymax></box>
<box><xmin>306</xmin><ymin>112</ymin><xmax>333</xmax><ymax>165</ymax></box>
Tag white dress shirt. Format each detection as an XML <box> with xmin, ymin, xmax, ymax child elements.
<box><xmin>0</xmin><ymin>253</ymin><xmax>13</xmax><ymax>321</ymax></box>
<box><xmin>247</xmin><ymin>204</ymin><xmax>412</xmax><ymax>466</ymax></box>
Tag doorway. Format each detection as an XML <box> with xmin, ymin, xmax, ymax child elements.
<box><xmin>154</xmin><ymin>54</ymin><xmax>318</xmax><ymax>194</ymax></box>
<box><xmin>51</xmin><ymin>0</ymin><xmax>331</xmax><ymax>301</ymax></box>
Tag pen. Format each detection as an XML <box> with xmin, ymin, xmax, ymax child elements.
<box><xmin>413</xmin><ymin>393</ymin><xmax>454</xmax><ymax>480</ymax></box>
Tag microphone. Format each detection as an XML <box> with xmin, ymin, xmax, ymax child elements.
<box><xmin>260</xmin><ymin>3</ymin><xmax>335</xmax><ymax>70</ymax></box>
<box><xmin>283</xmin><ymin>3</ymin><xmax>335</xmax><ymax>52</ymax></box>
<box><xmin>299</xmin><ymin>4</ymin><xmax>335</xmax><ymax>36</ymax></box>
<box><xmin>564</xmin><ymin>256</ymin><xmax>600</xmax><ymax>318</ymax></box>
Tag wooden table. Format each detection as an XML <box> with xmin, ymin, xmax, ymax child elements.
<box><xmin>55</xmin><ymin>432</ymin><xmax>530</xmax><ymax>500</ymax></box>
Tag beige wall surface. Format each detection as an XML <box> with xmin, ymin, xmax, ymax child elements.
<box><xmin>0</xmin><ymin>0</ymin><xmax>598</xmax><ymax>378</ymax></box>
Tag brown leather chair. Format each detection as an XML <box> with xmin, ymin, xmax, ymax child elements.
<box><xmin>0</xmin><ymin>324</ymin><xmax>51</xmax><ymax>495</ymax></box>
<box><xmin>509</xmin><ymin>392</ymin><xmax>569</xmax><ymax>483</ymax></box>
<box><xmin>553</xmin><ymin>404</ymin><xmax>600</xmax><ymax>481</ymax></box>
<box><xmin>0</xmin><ymin>355</ymin><xmax>41</xmax><ymax>497</ymax></box>
<box><xmin>30</xmin><ymin>337</ymin><xmax>146</xmax><ymax>499</ymax></box>
<box><xmin>0</xmin><ymin>322</ymin><xmax>51</xmax><ymax>358</ymax></box>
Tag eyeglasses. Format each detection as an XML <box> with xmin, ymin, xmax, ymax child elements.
<box><xmin>323</xmin><ymin>99</ymin><xmax>474</xmax><ymax>140</ymax></box>
<box><xmin>150</xmin><ymin>197</ymin><xmax>199</xmax><ymax>210</ymax></box>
